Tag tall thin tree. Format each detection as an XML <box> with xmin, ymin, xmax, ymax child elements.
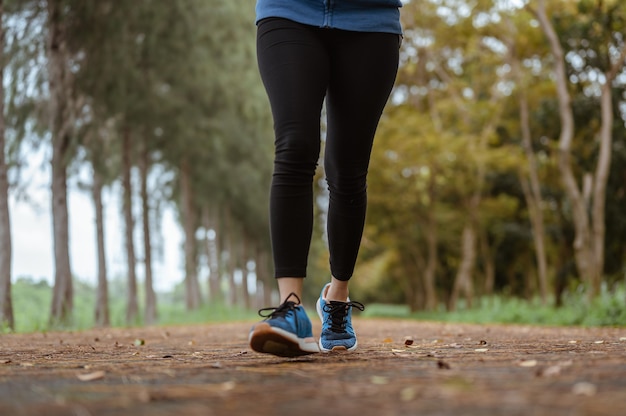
<box><xmin>0</xmin><ymin>0</ymin><xmax>14</xmax><ymax>330</ymax></box>
<box><xmin>533</xmin><ymin>0</ymin><xmax>626</xmax><ymax>297</ymax></box>
<box><xmin>180</xmin><ymin>155</ymin><xmax>201</xmax><ymax>310</ymax></box>
<box><xmin>511</xmin><ymin>50</ymin><xmax>549</xmax><ymax>302</ymax></box>
<box><xmin>92</xmin><ymin>166</ymin><xmax>109</xmax><ymax>326</ymax></box>
<box><xmin>121</xmin><ymin>127</ymin><xmax>139</xmax><ymax>323</ymax></box>
<box><xmin>140</xmin><ymin>134</ymin><xmax>156</xmax><ymax>324</ymax></box>
<box><xmin>47</xmin><ymin>0</ymin><xmax>73</xmax><ymax>325</ymax></box>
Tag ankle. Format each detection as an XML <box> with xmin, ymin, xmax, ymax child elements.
<box><xmin>324</xmin><ymin>279</ymin><xmax>349</xmax><ymax>302</ymax></box>
<box><xmin>277</xmin><ymin>277</ymin><xmax>305</xmax><ymax>303</ymax></box>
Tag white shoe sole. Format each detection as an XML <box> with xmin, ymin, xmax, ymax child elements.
<box><xmin>249</xmin><ymin>322</ymin><xmax>319</xmax><ymax>357</ymax></box>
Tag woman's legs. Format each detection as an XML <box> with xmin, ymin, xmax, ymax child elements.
<box><xmin>258</xmin><ymin>20</ymin><xmax>398</xmax><ymax>293</ymax></box>
<box><xmin>252</xmin><ymin>18</ymin><xmax>399</xmax><ymax>355</ymax></box>
<box><xmin>256</xmin><ymin>18</ymin><xmax>329</xmax><ymax>301</ymax></box>
<box><xmin>315</xmin><ymin>31</ymin><xmax>399</xmax><ymax>351</ymax></box>
<box><xmin>257</xmin><ymin>17</ymin><xmax>398</xmax><ymax>301</ymax></box>
<box><xmin>323</xmin><ymin>30</ymin><xmax>400</xmax><ymax>300</ymax></box>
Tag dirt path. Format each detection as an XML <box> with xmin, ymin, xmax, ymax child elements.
<box><xmin>1</xmin><ymin>318</ymin><xmax>625</xmax><ymax>415</ymax></box>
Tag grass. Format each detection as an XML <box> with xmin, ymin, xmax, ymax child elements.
<box><xmin>362</xmin><ymin>283</ymin><xmax>626</xmax><ymax>327</ymax></box>
<box><xmin>7</xmin><ymin>277</ymin><xmax>258</xmax><ymax>334</ymax></box>
<box><xmin>6</xmin><ymin>277</ymin><xmax>626</xmax><ymax>333</ymax></box>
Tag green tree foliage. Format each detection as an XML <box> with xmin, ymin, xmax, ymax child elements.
<box><xmin>4</xmin><ymin>0</ymin><xmax>626</xmax><ymax>329</ymax></box>
<box><xmin>4</xmin><ymin>0</ymin><xmax>273</xmax><ymax>326</ymax></box>
<box><xmin>356</xmin><ymin>0</ymin><xmax>626</xmax><ymax>310</ymax></box>
<box><xmin>552</xmin><ymin>0</ymin><xmax>626</xmax><ymax>284</ymax></box>
<box><xmin>73</xmin><ymin>0</ymin><xmax>271</xmax><ymax>312</ymax></box>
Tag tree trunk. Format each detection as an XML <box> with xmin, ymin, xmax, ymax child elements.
<box><xmin>224</xmin><ymin>207</ymin><xmax>238</xmax><ymax>307</ymax></box>
<box><xmin>503</xmin><ymin>22</ymin><xmax>550</xmax><ymax>303</ymax></box>
<box><xmin>591</xmin><ymin>45</ymin><xmax>626</xmax><ymax>295</ymax></box>
<box><xmin>589</xmin><ymin>84</ymin><xmax>610</xmax><ymax>297</ymax></box>
<box><xmin>534</xmin><ymin>0</ymin><xmax>597</xmax><ymax>295</ymax></box>
<box><xmin>0</xmin><ymin>0</ymin><xmax>14</xmax><ymax>329</ymax></box>
<box><xmin>140</xmin><ymin>139</ymin><xmax>156</xmax><ymax>325</ymax></box>
<box><xmin>434</xmin><ymin>50</ymin><xmax>502</xmax><ymax>310</ymax></box>
<box><xmin>122</xmin><ymin>127</ymin><xmax>138</xmax><ymax>324</ymax></box>
<box><xmin>423</xmin><ymin>171</ymin><xmax>438</xmax><ymax>311</ymax></box>
<box><xmin>480</xmin><ymin>231</ymin><xmax>496</xmax><ymax>297</ymax></box>
<box><xmin>180</xmin><ymin>156</ymin><xmax>201</xmax><ymax>310</ymax></box>
<box><xmin>256</xmin><ymin>246</ymin><xmax>272</xmax><ymax>309</ymax></box>
<box><xmin>92</xmin><ymin>168</ymin><xmax>109</xmax><ymax>327</ymax></box>
<box><xmin>47</xmin><ymin>0</ymin><xmax>73</xmax><ymax>325</ymax></box>
<box><xmin>203</xmin><ymin>205</ymin><xmax>221</xmax><ymax>303</ymax></box>
<box><xmin>449</xmin><ymin>223</ymin><xmax>476</xmax><ymax>311</ymax></box>
<box><xmin>535</xmin><ymin>5</ymin><xmax>626</xmax><ymax>298</ymax></box>
<box><xmin>241</xmin><ymin>232</ymin><xmax>251</xmax><ymax>310</ymax></box>
<box><xmin>405</xmin><ymin>250</ymin><xmax>425</xmax><ymax>312</ymax></box>
<box><xmin>518</xmin><ymin>93</ymin><xmax>549</xmax><ymax>305</ymax></box>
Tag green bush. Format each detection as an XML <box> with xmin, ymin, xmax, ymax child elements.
<box><xmin>363</xmin><ymin>283</ymin><xmax>626</xmax><ymax>327</ymax></box>
<box><xmin>8</xmin><ymin>276</ymin><xmax>257</xmax><ymax>334</ymax></box>
<box><xmin>8</xmin><ymin>277</ymin><xmax>625</xmax><ymax>333</ymax></box>
<box><xmin>11</xmin><ymin>277</ymin><xmax>52</xmax><ymax>333</ymax></box>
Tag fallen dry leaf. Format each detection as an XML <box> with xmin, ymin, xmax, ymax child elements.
<box><xmin>400</xmin><ymin>387</ymin><xmax>416</xmax><ymax>401</ymax></box>
<box><xmin>370</xmin><ymin>376</ymin><xmax>389</xmax><ymax>385</ymax></box>
<box><xmin>519</xmin><ymin>359</ymin><xmax>538</xmax><ymax>367</ymax></box>
<box><xmin>572</xmin><ymin>382</ymin><xmax>597</xmax><ymax>396</ymax></box>
<box><xmin>221</xmin><ymin>381</ymin><xmax>236</xmax><ymax>391</ymax></box>
<box><xmin>77</xmin><ymin>371</ymin><xmax>106</xmax><ymax>382</ymax></box>
<box><xmin>538</xmin><ymin>365</ymin><xmax>562</xmax><ymax>377</ymax></box>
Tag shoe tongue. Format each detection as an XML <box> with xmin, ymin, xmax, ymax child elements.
<box><xmin>328</xmin><ymin>300</ymin><xmax>349</xmax><ymax>314</ymax></box>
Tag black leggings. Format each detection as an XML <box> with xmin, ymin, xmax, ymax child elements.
<box><xmin>257</xmin><ymin>17</ymin><xmax>399</xmax><ymax>281</ymax></box>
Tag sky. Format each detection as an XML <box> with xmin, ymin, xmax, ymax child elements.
<box><xmin>8</xmin><ymin>147</ymin><xmax>184</xmax><ymax>292</ymax></box>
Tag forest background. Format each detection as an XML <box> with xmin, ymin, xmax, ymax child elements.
<box><xmin>1</xmin><ymin>0</ymin><xmax>625</xmax><ymax>333</ymax></box>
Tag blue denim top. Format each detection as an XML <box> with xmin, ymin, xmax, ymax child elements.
<box><xmin>256</xmin><ymin>0</ymin><xmax>403</xmax><ymax>35</ymax></box>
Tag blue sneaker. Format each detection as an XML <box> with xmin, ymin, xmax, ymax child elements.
<box><xmin>316</xmin><ymin>283</ymin><xmax>365</xmax><ymax>352</ymax></box>
<box><xmin>249</xmin><ymin>293</ymin><xmax>320</xmax><ymax>357</ymax></box>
